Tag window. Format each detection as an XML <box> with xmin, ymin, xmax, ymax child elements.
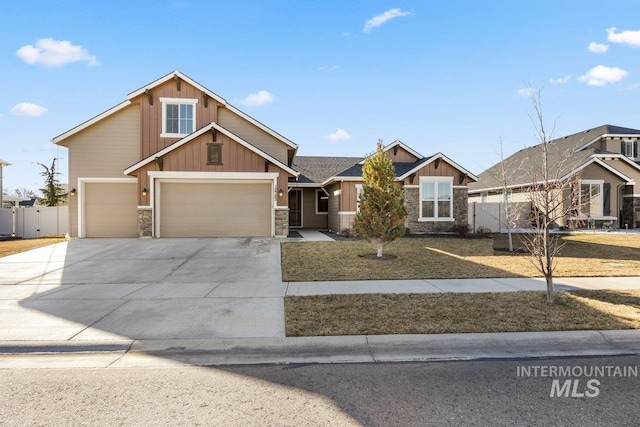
<box><xmin>160</xmin><ymin>98</ymin><xmax>197</xmax><ymax>137</ymax></box>
<box><xmin>420</xmin><ymin>177</ymin><xmax>453</xmax><ymax>220</ymax></box>
<box><xmin>480</xmin><ymin>192</ymin><xmax>488</xmax><ymax>203</ymax></box>
<box><xmin>207</xmin><ymin>143</ymin><xmax>222</xmax><ymax>165</ymax></box>
<box><xmin>355</xmin><ymin>184</ymin><xmax>363</xmax><ymax>212</ymax></box>
<box><xmin>622</xmin><ymin>139</ymin><xmax>638</xmax><ymax>159</ymax></box>
<box><xmin>316</xmin><ymin>190</ymin><xmax>328</xmax><ymax>214</ymax></box>
<box><xmin>579</xmin><ymin>180</ymin><xmax>603</xmax><ymax>217</ymax></box>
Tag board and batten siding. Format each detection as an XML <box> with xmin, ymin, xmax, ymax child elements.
<box><xmin>387</xmin><ymin>146</ymin><xmax>420</xmax><ymax>163</ymax></box>
<box><xmin>66</xmin><ymin>104</ymin><xmax>141</xmax><ymax>237</ymax></box>
<box><xmin>136</xmin><ymin>131</ymin><xmax>292</xmax><ymax>208</ymax></box>
<box><xmin>218</xmin><ymin>108</ymin><xmax>288</xmax><ymax>165</ymax></box>
<box><xmin>133</xmin><ymin>79</ymin><xmax>219</xmax><ymax>160</ymax></box>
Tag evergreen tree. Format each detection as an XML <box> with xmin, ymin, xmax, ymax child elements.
<box><xmin>353</xmin><ymin>141</ymin><xmax>407</xmax><ymax>257</ymax></box>
<box><xmin>36</xmin><ymin>158</ymin><xmax>67</xmax><ymax>206</ymax></box>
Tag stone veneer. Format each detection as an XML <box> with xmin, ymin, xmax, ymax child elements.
<box><xmin>275</xmin><ymin>209</ymin><xmax>289</xmax><ymax>236</ymax></box>
<box><xmin>137</xmin><ymin>207</ymin><xmax>152</xmax><ymax>238</ymax></box>
<box><xmin>623</xmin><ymin>197</ymin><xmax>640</xmax><ymax>229</ymax></box>
<box><xmin>405</xmin><ymin>187</ymin><xmax>468</xmax><ymax>234</ymax></box>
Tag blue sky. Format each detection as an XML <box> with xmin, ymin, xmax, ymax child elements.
<box><xmin>2</xmin><ymin>1</ymin><xmax>640</xmax><ymax>192</ymax></box>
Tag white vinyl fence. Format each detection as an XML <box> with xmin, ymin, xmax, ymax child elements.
<box><xmin>0</xmin><ymin>206</ymin><xmax>68</xmax><ymax>238</ymax></box>
<box><xmin>469</xmin><ymin>202</ymin><xmax>530</xmax><ymax>233</ymax></box>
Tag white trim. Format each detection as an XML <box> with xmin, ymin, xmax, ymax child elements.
<box><xmin>150</xmin><ymin>171</ymin><xmax>278</xmax><ymax>238</ymax></box>
<box><xmin>124</xmin><ymin>122</ymin><xmax>299</xmax><ymax>177</ymax></box>
<box><xmin>403</xmin><ymin>185</ymin><xmax>419</xmax><ymax>189</ymax></box>
<box><xmin>275</xmin><ymin>206</ymin><xmax>289</xmax><ymax>210</ymax></box>
<box><xmin>52</xmin><ymin>101</ymin><xmax>132</xmax><ymax>144</ymax></box>
<box><xmin>288</xmin><ymin>182</ymin><xmax>322</xmax><ymax>188</ymax></box>
<box><xmin>355</xmin><ymin>183</ymin><xmax>363</xmax><ymax>213</ymax></box>
<box><xmin>397</xmin><ymin>152</ymin><xmax>479</xmax><ymax>182</ymax></box>
<box><xmin>419</xmin><ymin>176</ymin><xmax>454</xmax><ymax>221</ymax></box>
<box><xmin>77</xmin><ymin>177</ymin><xmax>138</xmax><ymax>238</ymax></box>
<box><xmin>452</xmin><ymin>185</ymin><xmax>468</xmax><ymax>189</ymax></box>
<box><xmin>160</xmin><ymin>97</ymin><xmax>198</xmax><ymax>138</ymax></box>
<box><xmin>579</xmin><ymin>179</ymin><xmax>604</xmax><ymax>218</ymax></box>
<box><xmin>593</xmin><ymin>153</ymin><xmax>640</xmax><ymax>172</ymax></box>
<box><xmin>564</xmin><ymin>157</ymin><xmax>634</xmax><ymax>183</ymax></box>
<box><xmin>338</xmin><ymin>211</ymin><xmax>357</xmax><ymax>215</ymax></box>
<box><xmin>574</xmin><ymin>133</ymin><xmax>640</xmax><ymax>152</ymax></box>
<box><xmin>321</xmin><ymin>176</ymin><xmax>363</xmax><ymax>186</ymax></box>
<box><xmin>358</xmin><ymin>140</ymin><xmax>423</xmax><ymax>164</ymax></box>
<box><xmin>315</xmin><ymin>189</ymin><xmax>329</xmax><ymax>215</ymax></box>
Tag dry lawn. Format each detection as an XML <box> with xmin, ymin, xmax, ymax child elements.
<box><xmin>285</xmin><ymin>289</ymin><xmax>640</xmax><ymax>336</ymax></box>
<box><xmin>281</xmin><ymin>234</ymin><xmax>640</xmax><ymax>281</ymax></box>
<box><xmin>0</xmin><ymin>237</ymin><xmax>66</xmax><ymax>258</ymax></box>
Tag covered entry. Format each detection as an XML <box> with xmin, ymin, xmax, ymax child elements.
<box><xmin>156</xmin><ymin>177</ymin><xmax>274</xmax><ymax>237</ymax></box>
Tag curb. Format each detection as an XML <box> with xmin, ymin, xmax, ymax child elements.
<box><xmin>1</xmin><ymin>330</ymin><xmax>639</xmax><ymax>368</ymax></box>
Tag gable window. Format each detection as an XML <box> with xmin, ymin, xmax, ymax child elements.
<box><xmin>419</xmin><ymin>176</ymin><xmax>453</xmax><ymax>221</ymax></box>
<box><xmin>316</xmin><ymin>190</ymin><xmax>329</xmax><ymax>214</ymax></box>
<box><xmin>160</xmin><ymin>98</ymin><xmax>198</xmax><ymax>138</ymax></box>
<box><xmin>207</xmin><ymin>143</ymin><xmax>223</xmax><ymax>165</ymax></box>
<box><xmin>622</xmin><ymin>139</ymin><xmax>638</xmax><ymax>159</ymax></box>
<box><xmin>579</xmin><ymin>180</ymin><xmax>603</xmax><ymax>217</ymax></box>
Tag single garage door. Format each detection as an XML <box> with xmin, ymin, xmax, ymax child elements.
<box><xmin>159</xmin><ymin>181</ymin><xmax>272</xmax><ymax>237</ymax></box>
<box><xmin>84</xmin><ymin>182</ymin><xmax>138</xmax><ymax>237</ymax></box>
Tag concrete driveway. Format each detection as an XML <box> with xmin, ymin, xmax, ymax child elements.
<box><xmin>0</xmin><ymin>238</ymin><xmax>286</xmax><ymax>342</ymax></box>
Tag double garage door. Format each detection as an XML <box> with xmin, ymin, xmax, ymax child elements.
<box><xmin>83</xmin><ymin>181</ymin><xmax>272</xmax><ymax>238</ymax></box>
<box><xmin>158</xmin><ymin>181</ymin><xmax>272</xmax><ymax>237</ymax></box>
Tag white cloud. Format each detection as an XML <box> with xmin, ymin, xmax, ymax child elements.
<box><xmin>588</xmin><ymin>42</ymin><xmax>609</xmax><ymax>53</ymax></box>
<box><xmin>363</xmin><ymin>8</ymin><xmax>410</xmax><ymax>33</ymax></box>
<box><xmin>607</xmin><ymin>27</ymin><xmax>640</xmax><ymax>47</ymax></box>
<box><xmin>517</xmin><ymin>87</ymin><xmax>534</xmax><ymax>97</ymax></box>
<box><xmin>325</xmin><ymin>128</ymin><xmax>353</xmax><ymax>143</ymax></box>
<box><xmin>241</xmin><ymin>90</ymin><xmax>274</xmax><ymax>106</ymax></box>
<box><xmin>16</xmin><ymin>38</ymin><xmax>99</xmax><ymax>67</ymax></box>
<box><xmin>549</xmin><ymin>75</ymin><xmax>571</xmax><ymax>85</ymax></box>
<box><xmin>10</xmin><ymin>102</ymin><xmax>48</xmax><ymax>117</ymax></box>
<box><xmin>578</xmin><ymin>65</ymin><xmax>628</xmax><ymax>86</ymax></box>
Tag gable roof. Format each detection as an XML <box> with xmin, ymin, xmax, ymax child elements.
<box><xmin>357</xmin><ymin>140</ymin><xmax>422</xmax><ymax>164</ymax></box>
<box><xmin>52</xmin><ymin>70</ymin><xmax>298</xmax><ymax>152</ymax></box>
<box><xmin>469</xmin><ymin>124</ymin><xmax>640</xmax><ymax>193</ymax></box>
<box><xmin>124</xmin><ymin>121</ymin><xmax>299</xmax><ymax>177</ymax></box>
<box><xmin>291</xmin><ymin>156</ymin><xmax>363</xmax><ymax>185</ymax></box>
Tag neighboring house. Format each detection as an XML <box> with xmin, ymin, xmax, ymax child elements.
<box><xmin>469</xmin><ymin>124</ymin><xmax>640</xmax><ymax>229</ymax></box>
<box><xmin>53</xmin><ymin>71</ymin><xmax>477</xmax><ymax>238</ymax></box>
<box><xmin>292</xmin><ymin>141</ymin><xmax>478</xmax><ymax>234</ymax></box>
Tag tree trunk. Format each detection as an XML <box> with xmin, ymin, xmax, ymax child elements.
<box><xmin>546</xmin><ymin>273</ymin><xmax>554</xmax><ymax>304</ymax></box>
<box><xmin>377</xmin><ymin>242</ymin><xmax>384</xmax><ymax>258</ymax></box>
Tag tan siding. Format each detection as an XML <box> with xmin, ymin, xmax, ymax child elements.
<box><xmin>218</xmin><ymin>108</ymin><xmax>288</xmax><ymax>164</ymax></box>
<box><xmin>301</xmin><ymin>189</ymin><xmax>328</xmax><ymax>229</ymax></box>
<box><xmin>66</xmin><ymin>105</ymin><xmax>140</xmax><ymax>236</ymax></box>
<box><xmin>401</xmin><ymin>159</ymin><xmax>474</xmax><ymax>185</ymax></box>
<box><xmin>602</xmin><ymin>159</ymin><xmax>640</xmax><ymax>183</ymax></box>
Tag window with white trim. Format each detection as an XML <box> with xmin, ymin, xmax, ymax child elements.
<box><xmin>623</xmin><ymin>139</ymin><xmax>638</xmax><ymax>159</ymax></box>
<box><xmin>579</xmin><ymin>180</ymin><xmax>603</xmax><ymax>217</ymax></box>
<box><xmin>160</xmin><ymin>98</ymin><xmax>198</xmax><ymax>137</ymax></box>
<box><xmin>316</xmin><ymin>189</ymin><xmax>328</xmax><ymax>214</ymax></box>
<box><xmin>419</xmin><ymin>177</ymin><xmax>453</xmax><ymax>220</ymax></box>
<box><xmin>355</xmin><ymin>184</ymin><xmax>363</xmax><ymax>212</ymax></box>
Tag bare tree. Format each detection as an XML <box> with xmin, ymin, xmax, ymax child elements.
<box><xmin>520</xmin><ymin>91</ymin><xmax>582</xmax><ymax>304</ymax></box>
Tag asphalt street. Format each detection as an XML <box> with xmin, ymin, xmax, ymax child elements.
<box><xmin>2</xmin><ymin>355</ymin><xmax>638</xmax><ymax>426</ymax></box>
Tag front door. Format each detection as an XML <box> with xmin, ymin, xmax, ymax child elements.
<box><xmin>289</xmin><ymin>188</ymin><xmax>302</xmax><ymax>227</ymax></box>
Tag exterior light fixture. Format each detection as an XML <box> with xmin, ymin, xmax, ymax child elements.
<box><xmin>70</xmin><ymin>188</ymin><xmax>76</xmax><ymax>196</ymax></box>
<box><xmin>278</xmin><ymin>189</ymin><xmax>284</xmax><ymax>197</ymax></box>
<box><xmin>142</xmin><ymin>188</ymin><xmax>148</xmax><ymax>196</ymax></box>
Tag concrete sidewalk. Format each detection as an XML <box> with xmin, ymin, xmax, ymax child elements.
<box><xmin>0</xmin><ymin>238</ymin><xmax>639</xmax><ymax>368</ymax></box>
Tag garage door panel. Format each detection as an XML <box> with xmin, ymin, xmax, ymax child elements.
<box><xmin>85</xmin><ymin>182</ymin><xmax>138</xmax><ymax>238</ymax></box>
<box><xmin>160</xmin><ymin>182</ymin><xmax>271</xmax><ymax>237</ymax></box>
